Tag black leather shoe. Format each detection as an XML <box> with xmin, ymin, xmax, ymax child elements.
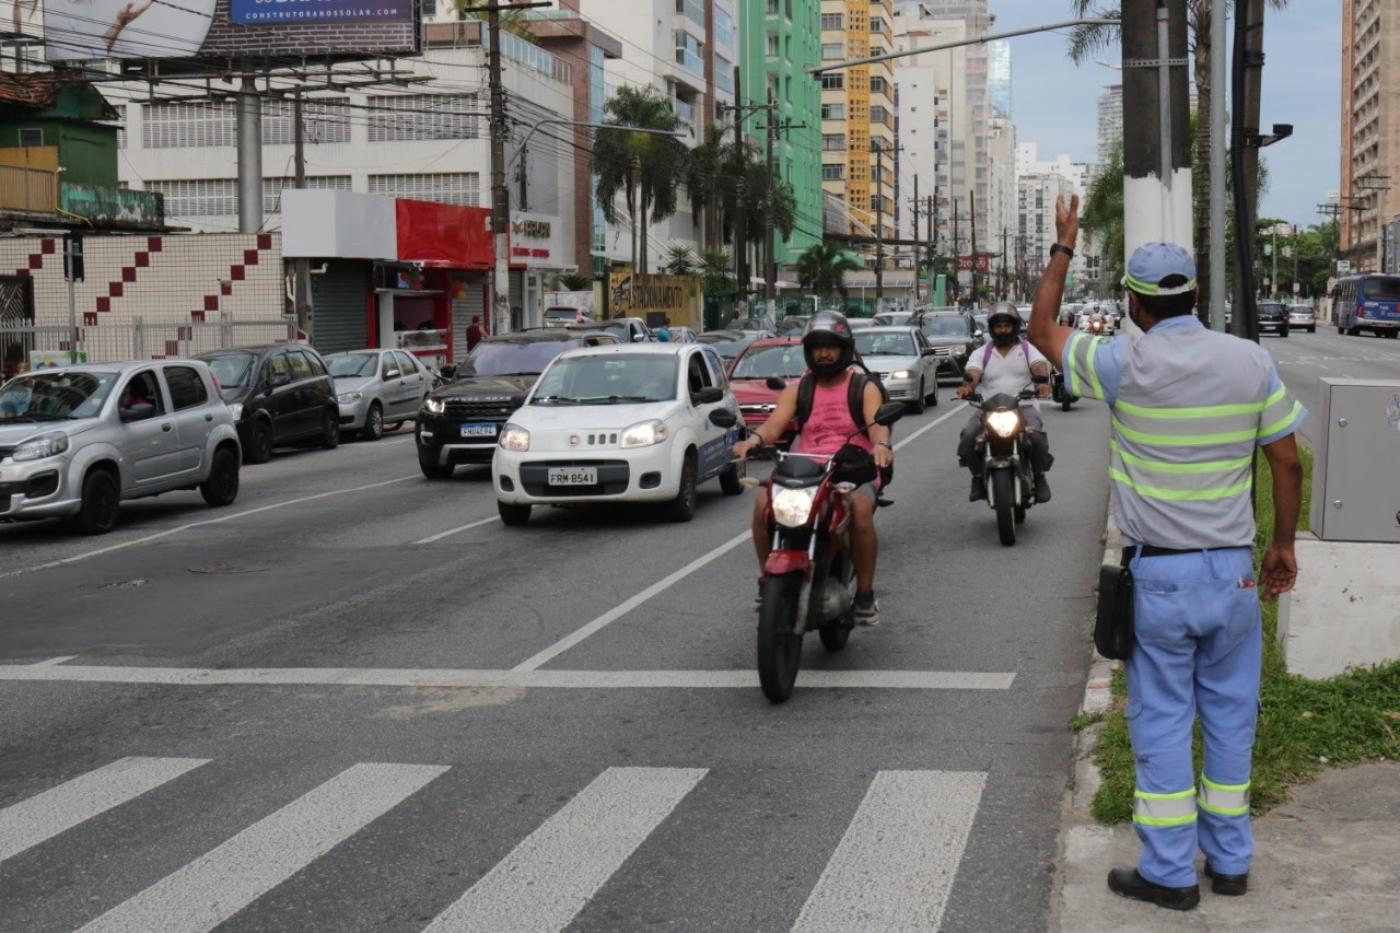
<box><xmin>1106</xmin><ymin>868</ymin><xmax>1200</xmax><ymax>911</ymax></box>
<box><xmin>1205</xmin><ymin>863</ymin><xmax>1249</xmax><ymax>896</ymax></box>
<box><xmin>970</xmin><ymin>476</ymin><xmax>987</xmax><ymax>502</ymax></box>
<box><xmin>1034</xmin><ymin>474</ymin><xmax>1052</xmax><ymax>503</ymax></box>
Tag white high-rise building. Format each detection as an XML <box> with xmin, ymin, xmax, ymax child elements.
<box><xmin>1016</xmin><ymin>142</ymin><xmax>1097</xmax><ymax>292</ymax></box>
<box><xmin>986</xmin><ymin>114</ymin><xmax>1017</xmax><ymax>293</ymax></box>
<box><xmin>1097</xmin><ymin>83</ymin><xmax>1123</xmax><ymax>165</ymax></box>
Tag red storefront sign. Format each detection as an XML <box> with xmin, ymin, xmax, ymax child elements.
<box><xmin>957</xmin><ymin>254</ymin><xmax>994</xmax><ymax>272</ymax></box>
<box><xmin>396</xmin><ymin>198</ymin><xmax>493</xmax><ymax>269</ymax></box>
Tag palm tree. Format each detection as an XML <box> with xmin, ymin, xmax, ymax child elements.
<box><xmin>593</xmin><ymin>87</ymin><xmax>687</xmax><ymax>276</ymax></box>
<box><xmin>796</xmin><ymin>242</ymin><xmax>862</xmax><ymax>300</ymax></box>
<box><xmin>700</xmin><ymin>249</ymin><xmax>737</xmax><ymax>296</ymax></box>
<box><xmin>1082</xmin><ymin>142</ymin><xmax>1126</xmax><ymax>294</ymax></box>
<box><xmin>1067</xmin><ymin>1</ymin><xmax>1287</xmax><ymax>310</ymax></box>
<box><xmin>662</xmin><ymin>245</ymin><xmax>698</xmax><ymax>276</ymax></box>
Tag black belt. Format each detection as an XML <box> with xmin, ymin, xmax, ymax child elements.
<box><xmin>1121</xmin><ymin>544</ymin><xmax>1228</xmax><ymax>566</ymax></box>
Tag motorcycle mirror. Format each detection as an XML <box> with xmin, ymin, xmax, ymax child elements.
<box><xmin>765</xmin><ymin>376</ymin><xmax>787</xmax><ymax>391</ymax></box>
<box><xmin>1031</xmin><ymin>374</ymin><xmax>1050</xmax><ymax>385</ymax></box>
<box><xmin>708</xmin><ymin>409</ymin><xmax>738</xmax><ymax>429</ymax></box>
<box><xmin>873</xmin><ymin>401</ymin><xmax>905</xmax><ymax>426</ymax></box>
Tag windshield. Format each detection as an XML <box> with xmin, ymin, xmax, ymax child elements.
<box><xmin>0</xmin><ymin>370</ymin><xmax>117</xmax><ymax>422</ymax></box>
<box><xmin>327</xmin><ymin>353</ymin><xmax>378</xmax><ymax>378</ymax></box>
<box><xmin>855</xmin><ymin>332</ymin><xmax>916</xmax><ymax>357</ymax></box>
<box><xmin>731</xmin><ymin>345</ymin><xmax>807</xmax><ymax>380</ymax></box>
<box><xmin>874</xmin><ymin>313</ymin><xmax>912</xmax><ymax>326</ymax></box>
<box><xmin>920</xmin><ymin>316</ymin><xmax>968</xmax><ymax>337</ymax></box>
<box><xmin>1257</xmin><ymin>303</ymin><xmax>1286</xmax><ymax>317</ymax></box>
<box><xmin>532</xmin><ymin>354</ymin><xmax>677</xmax><ymax>405</ymax></box>
<box><xmin>203</xmin><ymin>353</ymin><xmax>256</xmax><ymax>388</ymax></box>
<box><xmin>461</xmin><ymin>340</ymin><xmax>576</xmax><ymax>377</ymax></box>
<box><xmin>573</xmin><ymin>323</ymin><xmax>630</xmax><ymax>343</ymax></box>
<box><xmin>1363</xmin><ymin>277</ymin><xmax>1400</xmax><ymax>300</ymax></box>
<box><xmin>698</xmin><ymin>334</ymin><xmax>752</xmax><ymax>357</ymax></box>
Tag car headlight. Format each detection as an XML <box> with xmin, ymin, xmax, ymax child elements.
<box><xmin>226</xmin><ymin>402</ymin><xmax>243</xmax><ymax>421</ymax></box>
<box><xmin>12</xmin><ymin>431</ymin><xmax>69</xmax><ymax>462</ymax></box>
<box><xmin>336</xmin><ymin>391</ymin><xmax>362</xmax><ymax>404</ymax></box>
<box><xmin>499</xmin><ymin>423</ymin><xmax>530</xmax><ymax>451</ymax></box>
<box><xmin>620</xmin><ymin>419</ymin><xmax>668</xmax><ymax>448</ymax></box>
<box><xmin>771</xmin><ymin>486</ymin><xmax>817</xmax><ymax>528</ymax></box>
<box><xmin>890</xmin><ymin>370</ymin><xmax>912</xmax><ymax>380</ymax></box>
<box><xmin>985</xmin><ymin>409</ymin><xmax>1022</xmax><ymax>438</ymax></box>
<box><xmin>424</xmin><ymin>397</ymin><xmax>446</xmax><ymax>415</ymax></box>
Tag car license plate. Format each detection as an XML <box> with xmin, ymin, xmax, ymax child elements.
<box><xmin>460</xmin><ymin>422</ymin><xmax>496</xmax><ymax>438</ymax></box>
<box><xmin>547</xmin><ymin>467</ymin><xmax>598</xmax><ymax>486</ymax></box>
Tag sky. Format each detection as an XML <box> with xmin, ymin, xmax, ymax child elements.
<box><xmin>992</xmin><ymin>0</ymin><xmax>1341</xmax><ymax>230</ymax></box>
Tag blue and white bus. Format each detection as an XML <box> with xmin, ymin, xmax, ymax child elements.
<box><xmin>1332</xmin><ymin>274</ymin><xmax>1400</xmax><ymax>338</ymax></box>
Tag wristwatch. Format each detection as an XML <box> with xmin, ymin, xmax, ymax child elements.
<box><xmin>1050</xmin><ymin>243</ymin><xmax>1075</xmax><ymax>261</ymax></box>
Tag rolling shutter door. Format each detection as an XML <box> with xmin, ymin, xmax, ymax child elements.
<box><xmin>311</xmin><ymin>261</ymin><xmax>369</xmax><ymax>354</ymax></box>
<box><xmin>451</xmin><ymin>277</ymin><xmax>485</xmax><ymax>363</ymax></box>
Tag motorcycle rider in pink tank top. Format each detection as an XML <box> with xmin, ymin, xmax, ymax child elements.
<box><xmin>732</xmin><ymin>311</ymin><xmax>892</xmax><ymax>625</ymax></box>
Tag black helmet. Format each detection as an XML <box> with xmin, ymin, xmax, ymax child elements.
<box><xmin>986</xmin><ymin>301</ymin><xmax>1022</xmax><ymax>347</ymax></box>
<box><xmin>802</xmin><ymin>310</ymin><xmax>856</xmax><ymax>376</ymax></box>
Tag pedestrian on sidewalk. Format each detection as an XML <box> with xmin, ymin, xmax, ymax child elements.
<box><xmin>466</xmin><ymin>316</ymin><xmax>484</xmax><ymax>352</ymax></box>
<box><xmin>1026</xmin><ymin>196</ymin><xmax>1306</xmax><ymax>912</ymax></box>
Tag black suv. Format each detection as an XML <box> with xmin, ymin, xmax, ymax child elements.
<box><xmin>1256</xmin><ymin>301</ymin><xmax>1290</xmax><ymax>337</ymax></box>
<box><xmin>912</xmin><ymin>310</ymin><xmax>985</xmax><ymax>381</ymax></box>
<box><xmin>416</xmin><ymin>329</ymin><xmax>617</xmax><ymax>478</ymax></box>
<box><xmin>195</xmin><ymin>344</ymin><xmax>339</xmax><ymax>463</ymax></box>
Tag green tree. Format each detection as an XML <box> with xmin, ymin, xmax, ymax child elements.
<box><xmin>700</xmin><ymin>249</ymin><xmax>737</xmax><ymax>296</ymax></box>
<box><xmin>1082</xmin><ymin>142</ymin><xmax>1125</xmax><ymax>295</ymax></box>
<box><xmin>686</xmin><ymin>123</ymin><xmax>797</xmax><ymax>284</ymax></box>
<box><xmin>593</xmin><ymin>87</ymin><xmax>688</xmax><ymax>275</ymax></box>
<box><xmin>451</xmin><ymin>0</ymin><xmax>535</xmax><ymax>41</ymax></box>
<box><xmin>796</xmin><ymin>242</ymin><xmax>862</xmax><ymax>300</ymax></box>
<box><xmin>662</xmin><ymin>245</ymin><xmax>698</xmax><ymax>276</ymax></box>
<box><xmin>557</xmin><ymin>273</ymin><xmax>592</xmax><ymax>291</ymax></box>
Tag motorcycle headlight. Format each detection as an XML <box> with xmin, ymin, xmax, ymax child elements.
<box><xmin>771</xmin><ymin>485</ymin><xmax>817</xmax><ymax>527</ymax></box>
<box><xmin>336</xmin><ymin>391</ymin><xmax>362</xmax><ymax>404</ymax></box>
<box><xmin>226</xmin><ymin>402</ymin><xmax>243</xmax><ymax>421</ymax></box>
<box><xmin>890</xmin><ymin>370</ymin><xmax>912</xmax><ymax>380</ymax></box>
<box><xmin>985</xmin><ymin>409</ymin><xmax>1022</xmax><ymax>438</ymax></box>
<box><xmin>620</xmin><ymin>419</ymin><xmax>668</xmax><ymax>448</ymax></box>
<box><xmin>424</xmin><ymin>397</ymin><xmax>446</xmax><ymax>415</ymax></box>
<box><xmin>498</xmin><ymin>423</ymin><xmax>530</xmax><ymax>451</ymax></box>
<box><xmin>12</xmin><ymin>431</ymin><xmax>69</xmax><ymax>462</ymax></box>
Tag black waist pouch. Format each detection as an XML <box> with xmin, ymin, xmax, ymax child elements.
<box><xmin>1095</xmin><ymin>564</ymin><xmax>1135</xmax><ymax>660</ymax></box>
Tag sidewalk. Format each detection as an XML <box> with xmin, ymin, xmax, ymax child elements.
<box><xmin>1054</xmin><ymin>759</ymin><xmax>1400</xmax><ymax>932</ymax></box>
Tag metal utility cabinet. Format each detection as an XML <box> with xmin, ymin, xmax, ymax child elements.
<box><xmin>1309</xmin><ymin>378</ymin><xmax>1400</xmax><ymax>543</ymax></box>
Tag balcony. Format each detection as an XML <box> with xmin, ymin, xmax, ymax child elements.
<box><xmin>675</xmin><ymin>46</ymin><xmax>704</xmax><ymax>76</ymax></box>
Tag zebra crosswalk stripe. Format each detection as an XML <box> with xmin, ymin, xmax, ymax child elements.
<box><xmin>423</xmin><ymin>766</ymin><xmax>706</xmax><ymax>933</ymax></box>
<box><xmin>791</xmin><ymin>770</ymin><xmax>987</xmax><ymax>933</ymax></box>
<box><xmin>0</xmin><ymin>756</ymin><xmax>209</xmax><ymax>865</ymax></box>
<box><xmin>77</xmin><ymin>762</ymin><xmax>448</xmax><ymax>933</ymax></box>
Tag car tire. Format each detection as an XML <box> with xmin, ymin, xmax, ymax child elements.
<box><xmin>928</xmin><ymin>381</ymin><xmax>939</xmax><ymax>407</ymax></box>
<box><xmin>200</xmin><ymin>446</ymin><xmax>240</xmax><ymax>507</ymax></box>
<box><xmin>74</xmin><ymin>468</ymin><xmax>120</xmax><ymax>535</ymax></box>
<box><xmin>719</xmin><ymin>456</ymin><xmax>745</xmax><ymax>496</ymax></box>
<box><xmin>1279</xmin><ymin>328</ymin><xmax>1289</xmax><ymax>338</ymax></box>
<box><xmin>1348</xmin><ymin>325</ymin><xmax>1362</xmax><ymax>336</ymax></box>
<box><xmin>320</xmin><ymin>409</ymin><xmax>340</xmax><ymax>449</ymax></box>
<box><xmin>498</xmin><ymin>501</ymin><xmax>531</xmax><ymax>526</ymax></box>
<box><xmin>909</xmin><ymin>382</ymin><xmax>926</xmax><ymax>415</ymax></box>
<box><xmin>666</xmin><ymin>453</ymin><xmax>698</xmax><ymax>522</ymax></box>
<box><xmin>244</xmin><ymin>420</ymin><xmax>273</xmax><ymax>465</ymax></box>
<box><xmin>1308</xmin><ymin>326</ymin><xmax>1316</xmax><ymax>334</ymax></box>
<box><xmin>359</xmin><ymin>403</ymin><xmax>384</xmax><ymax>441</ymax></box>
<box><xmin>420</xmin><ymin>456</ymin><xmax>454</xmax><ymax>479</ymax></box>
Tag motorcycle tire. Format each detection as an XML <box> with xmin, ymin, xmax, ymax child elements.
<box><xmin>1015</xmin><ymin>504</ymin><xmax>1027</xmax><ymax>524</ymax></box>
<box><xmin>819</xmin><ymin>618</ymin><xmax>851</xmax><ymax>652</ymax></box>
<box><xmin>1061</xmin><ymin>395</ymin><xmax>1073</xmax><ymax>412</ymax></box>
<box><xmin>992</xmin><ymin>470</ymin><xmax>1016</xmax><ymax>546</ymax></box>
<box><xmin>757</xmin><ymin>572</ymin><xmax>804</xmax><ymax>704</ymax></box>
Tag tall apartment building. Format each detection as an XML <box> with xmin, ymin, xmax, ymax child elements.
<box><xmin>986</xmin><ymin>113</ymin><xmax>1017</xmax><ymax>291</ymax></box>
<box><xmin>1016</xmin><ymin>142</ymin><xmax>1095</xmax><ymax>290</ymax></box>
<box><xmin>820</xmin><ymin>0</ymin><xmax>897</xmax><ymax>247</ymax></box>
<box><xmin>893</xmin><ymin>64</ymin><xmax>945</xmax><ymax>252</ymax></box>
<box><xmin>741</xmin><ymin>0</ymin><xmax>822</xmax><ymax>266</ymax></box>
<box><xmin>1096</xmin><ymin>83</ymin><xmax>1123</xmax><ymax>165</ymax></box>
<box><xmin>987</xmin><ymin>39</ymin><xmax>1011</xmax><ymax>119</ymax></box>
<box><xmin>1340</xmin><ymin>0</ymin><xmax>1399</xmax><ymax>271</ymax></box>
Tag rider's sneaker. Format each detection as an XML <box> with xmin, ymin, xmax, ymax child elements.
<box><xmin>854</xmin><ymin>590</ymin><xmax>880</xmax><ymax>626</ymax></box>
<box><xmin>1034</xmin><ymin>474</ymin><xmax>1052</xmax><ymax>504</ymax></box>
<box><xmin>970</xmin><ymin>476</ymin><xmax>987</xmax><ymax>502</ymax></box>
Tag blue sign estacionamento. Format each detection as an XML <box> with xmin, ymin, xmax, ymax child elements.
<box><xmin>229</xmin><ymin>0</ymin><xmax>413</xmax><ymax>25</ymax></box>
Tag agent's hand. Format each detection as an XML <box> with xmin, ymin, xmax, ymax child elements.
<box><xmin>732</xmin><ymin>435</ymin><xmax>761</xmax><ymax>460</ymax></box>
<box><xmin>1055</xmin><ymin>194</ymin><xmax>1081</xmax><ymax>250</ymax></box>
<box><xmin>874</xmin><ymin>444</ymin><xmax>893</xmax><ymax>469</ymax></box>
<box><xmin>956</xmin><ymin>383</ymin><xmax>974</xmax><ymax>399</ymax></box>
<box><xmin>1259</xmin><ymin>541</ymin><xmax>1298</xmax><ymax>600</ymax></box>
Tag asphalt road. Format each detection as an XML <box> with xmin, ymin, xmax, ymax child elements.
<box><xmin>1261</xmin><ymin>327</ymin><xmax>1400</xmax><ymax>444</ymax></box>
<box><xmin>1</xmin><ymin>393</ymin><xmax>1113</xmax><ymax>933</ymax></box>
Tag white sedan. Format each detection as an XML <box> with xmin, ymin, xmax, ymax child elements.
<box><xmin>854</xmin><ymin>326</ymin><xmax>941</xmax><ymax>414</ymax></box>
<box><xmin>492</xmin><ymin>343</ymin><xmax>744</xmax><ymax>525</ymax></box>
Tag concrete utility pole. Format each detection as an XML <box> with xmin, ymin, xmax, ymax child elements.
<box><xmin>969</xmin><ymin>188</ymin><xmax>978</xmax><ymax>304</ymax></box>
<box><xmin>1121</xmin><ymin>0</ymin><xmax>1192</xmax><ymax>307</ymax></box>
<box><xmin>1000</xmin><ymin>227</ymin><xmax>1009</xmax><ymax>299</ymax></box>
<box><xmin>926</xmin><ymin>194</ymin><xmax>935</xmax><ymax>287</ymax></box>
<box><xmin>487</xmin><ymin>3</ymin><xmax>511</xmax><ymax>334</ymax></box>
<box><xmin>1207</xmin><ymin>0</ymin><xmax>1228</xmax><ymax>331</ymax></box>
<box><xmin>1231</xmin><ymin>0</ymin><xmax>1265</xmax><ymax>341</ymax></box>
<box><xmin>764</xmin><ymin>83</ymin><xmax>777</xmax><ymax>313</ymax></box>
<box><xmin>292</xmin><ymin>91</ymin><xmax>313</xmax><ymax>341</ymax></box>
<box><xmin>235</xmin><ymin>75</ymin><xmax>263</xmax><ymax>234</ymax></box>
<box><xmin>912</xmin><ymin>175</ymin><xmax>921</xmax><ymax>300</ymax></box>
<box><xmin>732</xmin><ymin>68</ymin><xmax>748</xmax><ymax>309</ymax></box>
<box><xmin>874</xmin><ymin>142</ymin><xmax>886</xmax><ymax>304</ymax></box>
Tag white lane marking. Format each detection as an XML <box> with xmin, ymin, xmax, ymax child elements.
<box><xmin>791</xmin><ymin>770</ymin><xmax>987</xmax><ymax>933</ymax></box>
<box><xmin>0</xmin><ymin>757</ymin><xmax>209</xmax><ymax>864</ymax></box>
<box><xmin>0</xmin><ymin>664</ymin><xmax>1014</xmax><ymax>691</ymax></box>
<box><xmin>423</xmin><ymin>766</ymin><xmax>705</xmax><ymax>933</ymax></box>
<box><xmin>78</xmin><ymin>762</ymin><xmax>446</xmax><ymax>933</ymax></box>
<box><xmin>413</xmin><ymin>514</ymin><xmax>500</xmax><ymax>545</ymax></box>
<box><xmin>33</xmin><ymin>656</ymin><xmax>76</xmax><ymax>666</ymax></box>
<box><xmin>511</xmin><ymin>403</ymin><xmax>970</xmax><ymax>672</ymax></box>
<box><xmin>0</xmin><ymin>475</ymin><xmax>419</xmax><ymax>580</ymax></box>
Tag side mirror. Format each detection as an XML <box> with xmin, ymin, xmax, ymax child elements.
<box><xmin>873</xmin><ymin>401</ymin><xmax>904</xmax><ymax>427</ymax></box>
<box><xmin>765</xmin><ymin>376</ymin><xmax>787</xmax><ymax>391</ymax></box>
<box><xmin>974</xmin><ymin>329</ymin><xmax>984</xmax><ymax>338</ymax></box>
<box><xmin>439</xmin><ymin>364</ymin><xmax>457</xmax><ymax>380</ymax></box>
<box><xmin>120</xmin><ymin>404</ymin><xmax>155</xmax><ymax>423</ymax></box>
<box><xmin>1031</xmin><ymin>374</ymin><xmax>1050</xmax><ymax>385</ymax></box>
<box><xmin>631</xmin><ymin>333</ymin><xmax>647</xmax><ymax>343</ymax></box>
<box><xmin>709</xmin><ymin>408</ymin><xmax>738</xmax><ymax>429</ymax></box>
<box><xmin>384</xmin><ymin>370</ymin><xmax>401</xmax><ymax>381</ymax></box>
<box><xmin>694</xmin><ymin>386</ymin><xmax>724</xmax><ymax>405</ymax></box>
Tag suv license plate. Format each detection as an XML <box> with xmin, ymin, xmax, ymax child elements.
<box><xmin>460</xmin><ymin>422</ymin><xmax>496</xmax><ymax>438</ymax></box>
<box><xmin>547</xmin><ymin>467</ymin><xmax>598</xmax><ymax>486</ymax></box>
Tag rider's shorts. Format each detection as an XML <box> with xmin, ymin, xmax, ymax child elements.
<box><xmin>850</xmin><ymin>481</ymin><xmax>878</xmax><ymax>505</ymax></box>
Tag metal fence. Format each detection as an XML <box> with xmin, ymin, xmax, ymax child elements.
<box><xmin>1</xmin><ymin>315</ymin><xmax>298</xmax><ymax>368</ymax></box>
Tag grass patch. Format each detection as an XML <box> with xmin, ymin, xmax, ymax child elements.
<box><xmin>1091</xmin><ymin>444</ymin><xmax>1400</xmax><ymax>823</ymax></box>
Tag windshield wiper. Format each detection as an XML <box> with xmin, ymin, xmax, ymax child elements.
<box><xmin>574</xmin><ymin>395</ymin><xmax>658</xmax><ymax>404</ymax></box>
<box><xmin>532</xmin><ymin>395</ymin><xmax>581</xmax><ymax>404</ymax></box>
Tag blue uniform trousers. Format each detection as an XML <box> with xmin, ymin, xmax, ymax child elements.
<box><xmin>1124</xmin><ymin>546</ymin><xmax>1262</xmax><ymax>888</ymax></box>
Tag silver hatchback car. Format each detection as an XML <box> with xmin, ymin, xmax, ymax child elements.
<box><xmin>0</xmin><ymin>360</ymin><xmax>241</xmax><ymax>534</ymax></box>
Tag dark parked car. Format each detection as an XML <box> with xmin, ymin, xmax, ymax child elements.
<box><xmin>696</xmin><ymin>329</ymin><xmax>760</xmax><ymax>366</ymax></box>
<box><xmin>567</xmin><ymin>318</ymin><xmax>651</xmax><ymax>344</ymax></box>
<box><xmin>415</xmin><ymin>328</ymin><xmax>618</xmax><ymax>478</ymax></box>
<box><xmin>1256</xmin><ymin>301</ymin><xmax>1290</xmax><ymax>337</ymax></box>
<box><xmin>912</xmin><ymin>310</ymin><xmax>985</xmax><ymax>381</ymax></box>
<box><xmin>195</xmin><ymin>343</ymin><xmax>339</xmax><ymax>464</ymax></box>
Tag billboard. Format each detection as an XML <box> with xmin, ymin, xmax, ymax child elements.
<box><xmin>44</xmin><ymin>0</ymin><xmax>417</xmax><ymax>63</ymax></box>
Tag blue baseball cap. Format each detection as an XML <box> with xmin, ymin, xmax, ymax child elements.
<box><xmin>1124</xmin><ymin>243</ymin><xmax>1197</xmax><ymax>297</ymax></box>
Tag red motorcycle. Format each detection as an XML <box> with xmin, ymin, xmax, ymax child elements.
<box><xmin>710</xmin><ymin>399</ymin><xmax>903</xmax><ymax>703</ymax></box>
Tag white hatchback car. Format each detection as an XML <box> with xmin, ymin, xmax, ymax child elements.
<box><xmin>492</xmin><ymin>343</ymin><xmax>744</xmax><ymax>525</ymax></box>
